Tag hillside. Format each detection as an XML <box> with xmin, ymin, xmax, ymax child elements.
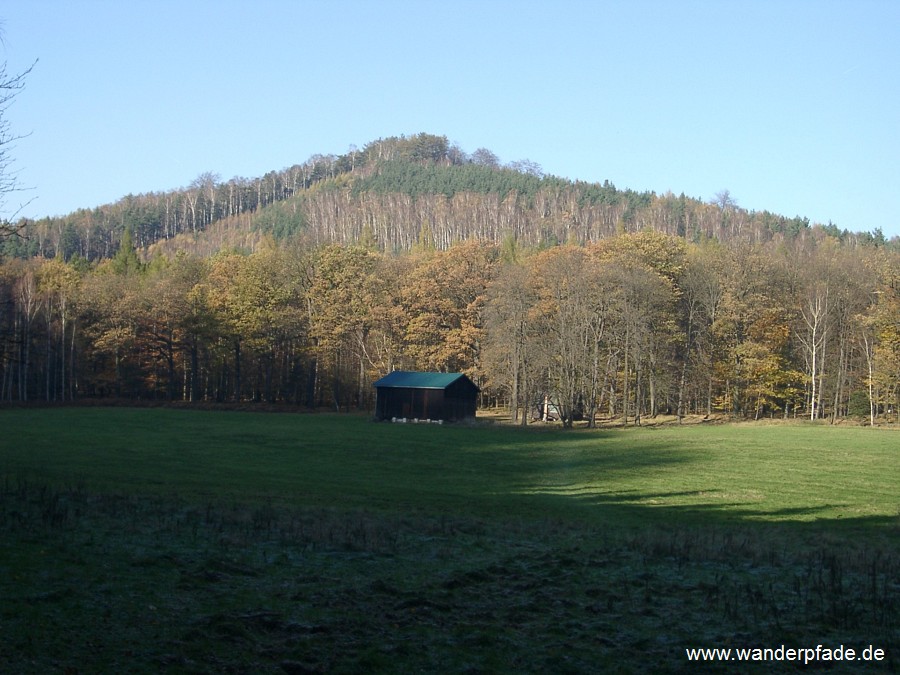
<box><xmin>4</xmin><ymin>132</ymin><xmax>889</xmax><ymax>262</ymax></box>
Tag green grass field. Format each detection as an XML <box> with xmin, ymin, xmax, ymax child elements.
<box><xmin>1</xmin><ymin>408</ymin><xmax>898</xmax><ymax>673</ymax></box>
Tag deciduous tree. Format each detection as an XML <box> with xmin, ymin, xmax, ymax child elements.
<box><xmin>401</xmin><ymin>240</ymin><xmax>498</xmax><ymax>378</ymax></box>
<box><xmin>483</xmin><ymin>261</ymin><xmax>542</xmax><ymax>424</ymax></box>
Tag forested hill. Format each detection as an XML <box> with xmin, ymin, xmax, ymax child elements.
<box><xmin>1</xmin><ymin>133</ymin><xmax>898</xmax><ymax>421</ymax></box>
<box><xmin>2</xmin><ymin>132</ymin><xmax>893</xmax><ymax>262</ymax></box>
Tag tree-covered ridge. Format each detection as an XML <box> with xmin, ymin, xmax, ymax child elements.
<box><xmin>4</xmin><ymin>132</ymin><xmax>894</xmax><ymax>263</ymax></box>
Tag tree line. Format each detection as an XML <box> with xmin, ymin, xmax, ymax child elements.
<box><xmin>1</xmin><ymin>230</ymin><xmax>897</xmax><ymax>425</ymax></box>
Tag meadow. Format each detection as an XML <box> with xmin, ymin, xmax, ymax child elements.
<box><xmin>1</xmin><ymin>408</ymin><xmax>897</xmax><ymax>673</ymax></box>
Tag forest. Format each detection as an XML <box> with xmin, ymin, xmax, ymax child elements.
<box><xmin>1</xmin><ymin>133</ymin><xmax>898</xmax><ymax>424</ymax></box>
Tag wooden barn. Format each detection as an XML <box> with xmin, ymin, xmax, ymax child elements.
<box><xmin>373</xmin><ymin>371</ymin><xmax>479</xmax><ymax>422</ymax></box>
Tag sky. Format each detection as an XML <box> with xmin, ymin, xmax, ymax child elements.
<box><xmin>2</xmin><ymin>0</ymin><xmax>899</xmax><ymax>238</ymax></box>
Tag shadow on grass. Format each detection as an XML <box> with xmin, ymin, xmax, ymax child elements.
<box><xmin>507</xmin><ymin>484</ymin><xmax>900</xmax><ymax>538</ymax></box>
<box><xmin>1</xmin><ymin>407</ymin><xmax>897</xmax><ymax>675</ymax></box>
<box><xmin>571</xmin><ymin>490</ymin><xmax>899</xmax><ymax>530</ymax></box>
<box><xmin>2</xmin><ymin>408</ymin><xmax>896</xmax><ymax>534</ymax></box>
<box><xmin>2</xmin><ymin>469</ymin><xmax>899</xmax><ymax>673</ymax></box>
<box><xmin>474</xmin><ymin>423</ymin><xmax>898</xmax><ymax>535</ymax></box>
<box><xmin>2</xmin><ymin>471</ymin><xmax>897</xmax><ymax>675</ymax></box>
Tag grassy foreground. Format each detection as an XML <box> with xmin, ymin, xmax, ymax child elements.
<box><xmin>1</xmin><ymin>408</ymin><xmax>897</xmax><ymax>673</ymax></box>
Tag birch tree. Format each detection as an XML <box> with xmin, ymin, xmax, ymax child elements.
<box><xmin>796</xmin><ymin>266</ymin><xmax>831</xmax><ymax>420</ymax></box>
<box><xmin>37</xmin><ymin>258</ymin><xmax>80</xmax><ymax>401</ymax></box>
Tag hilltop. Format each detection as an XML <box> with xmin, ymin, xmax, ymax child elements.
<box><xmin>5</xmin><ymin>133</ymin><xmax>891</xmax><ymax>262</ymax></box>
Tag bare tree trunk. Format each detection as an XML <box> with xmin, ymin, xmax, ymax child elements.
<box><xmin>677</xmin><ymin>304</ymin><xmax>695</xmax><ymax>423</ymax></box>
<box><xmin>831</xmin><ymin>336</ymin><xmax>847</xmax><ymax>424</ymax></box>
<box><xmin>511</xmin><ymin>341</ymin><xmax>519</xmax><ymax>423</ymax></box>
<box><xmin>233</xmin><ymin>339</ymin><xmax>241</xmax><ymax>401</ymax></box>
<box><xmin>520</xmin><ymin>363</ymin><xmax>528</xmax><ymax>427</ymax></box>
<box><xmin>45</xmin><ymin>298</ymin><xmax>53</xmax><ymax>402</ymax></box>
<box><xmin>60</xmin><ymin>304</ymin><xmax>67</xmax><ymax>401</ymax></box>
<box><xmin>861</xmin><ymin>333</ymin><xmax>876</xmax><ymax>426</ymax></box>
<box><xmin>622</xmin><ymin>335</ymin><xmax>630</xmax><ymax>425</ymax></box>
<box><xmin>799</xmin><ymin>286</ymin><xmax>829</xmax><ymax>420</ymax></box>
<box><xmin>634</xmin><ymin>365</ymin><xmax>643</xmax><ymax>426</ymax></box>
<box><xmin>69</xmin><ymin>320</ymin><xmax>77</xmax><ymax>400</ymax></box>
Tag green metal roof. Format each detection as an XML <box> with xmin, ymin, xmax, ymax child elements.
<box><xmin>373</xmin><ymin>371</ymin><xmax>474</xmax><ymax>390</ymax></box>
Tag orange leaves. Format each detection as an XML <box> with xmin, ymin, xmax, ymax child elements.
<box><xmin>399</xmin><ymin>240</ymin><xmax>499</xmax><ymax>374</ymax></box>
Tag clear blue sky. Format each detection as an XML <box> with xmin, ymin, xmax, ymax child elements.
<box><xmin>3</xmin><ymin>0</ymin><xmax>899</xmax><ymax>238</ymax></box>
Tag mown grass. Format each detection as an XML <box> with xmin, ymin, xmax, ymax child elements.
<box><xmin>1</xmin><ymin>408</ymin><xmax>898</xmax><ymax>673</ymax></box>
<box><xmin>3</xmin><ymin>408</ymin><xmax>897</xmax><ymax>524</ymax></box>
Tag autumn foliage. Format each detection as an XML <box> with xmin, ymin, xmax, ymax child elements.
<box><xmin>0</xmin><ymin>227</ymin><xmax>897</xmax><ymax>426</ymax></box>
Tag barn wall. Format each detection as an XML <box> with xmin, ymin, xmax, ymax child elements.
<box><xmin>375</xmin><ymin>386</ymin><xmax>476</xmax><ymax>421</ymax></box>
<box><xmin>445</xmin><ymin>379</ymin><xmax>478</xmax><ymax>420</ymax></box>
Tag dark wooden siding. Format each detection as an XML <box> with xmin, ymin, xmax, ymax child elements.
<box><xmin>374</xmin><ymin>375</ymin><xmax>478</xmax><ymax>422</ymax></box>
